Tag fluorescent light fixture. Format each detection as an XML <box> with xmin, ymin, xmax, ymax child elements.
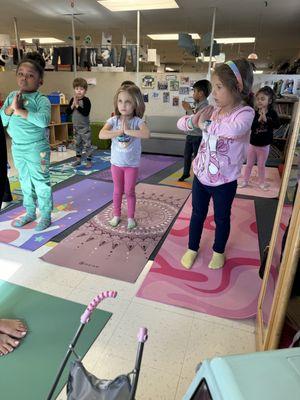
<box><xmin>165</xmin><ymin>67</ymin><xmax>175</xmax><ymax>71</ymax></box>
<box><xmin>198</xmin><ymin>56</ymin><xmax>216</xmax><ymax>62</ymax></box>
<box><xmin>147</xmin><ymin>33</ymin><xmax>200</xmax><ymax>40</ymax></box>
<box><xmin>215</xmin><ymin>37</ymin><xmax>255</xmax><ymax>44</ymax></box>
<box><xmin>97</xmin><ymin>0</ymin><xmax>179</xmax><ymax>11</ymax></box>
<box><xmin>248</xmin><ymin>52</ymin><xmax>258</xmax><ymax>60</ymax></box>
<box><xmin>254</xmin><ymin>70</ymin><xmax>264</xmax><ymax>74</ymax></box>
<box><xmin>21</xmin><ymin>37</ymin><xmax>64</xmax><ymax>44</ymax></box>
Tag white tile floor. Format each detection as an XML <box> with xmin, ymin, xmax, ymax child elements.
<box><xmin>1</xmin><ymin>148</ymin><xmax>257</xmax><ymax>399</ymax></box>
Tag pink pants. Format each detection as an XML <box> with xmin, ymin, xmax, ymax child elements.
<box><xmin>111</xmin><ymin>165</ymin><xmax>139</xmax><ymax>218</ymax></box>
<box><xmin>243</xmin><ymin>144</ymin><xmax>270</xmax><ymax>184</ymax></box>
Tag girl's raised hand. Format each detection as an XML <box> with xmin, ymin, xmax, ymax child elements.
<box><xmin>120</xmin><ymin>115</ymin><xmax>130</xmax><ymax>133</ymax></box>
<box><xmin>191</xmin><ymin>110</ymin><xmax>201</xmax><ymax>127</ymax></box>
<box><xmin>11</xmin><ymin>92</ymin><xmax>23</xmax><ymax>111</ymax></box>
<box><xmin>198</xmin><ymin>105</ymin><xmax>214</xmax><ymax>125</ymax></box>
<box><xmin>258</xmin><ymin>109</ymin><xmax>267</xmax><ymax>123</ymax></box>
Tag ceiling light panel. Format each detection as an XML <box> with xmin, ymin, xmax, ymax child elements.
<box><xmin>215</xmin><ymin>37</ymin><xmax>255</xmax><ymax>44</ymax></box>
<box><xmin>147</xmin><ymin>33</ymin><xmax>200</xmax><ymax>40</ymax></box>
<box><xmin>21</xmin><ymin>37</ymin><xmax>64</xmax><ymax>44</ymax></box>
<box><xmin>97</xmin><ymin>0</ymin><xmax>179</xmax><ymax>11</ymax></box>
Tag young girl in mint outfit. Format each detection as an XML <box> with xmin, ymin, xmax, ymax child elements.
<box><xmin>100</xmin><ymin>84</ymin><xmax>150</xmax><ymax>230</ymax></box>
<box><xmin>177</xmin><ymin>59</ymin><xmax>255</xmax><ymax>270</ymax></box>
<box><xmin>1</xmin><ymin>53</ymin><xmax>52</xmax><ymax>231</ymax></box>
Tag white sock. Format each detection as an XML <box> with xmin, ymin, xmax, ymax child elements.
<box><xmin>109</xmin><ymin>216</ymin><xmax>121</xmax><ymax>227</ymax></box>
<box><xmin>127</xmin><ymin>218</ymin><xmax>137</xmax><ymax>229</ymax></box>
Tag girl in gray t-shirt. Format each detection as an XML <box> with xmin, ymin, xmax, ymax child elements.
<box><xmin>99</xmin><ymin>85</ymin><xmax>150</xmax><ymax>230</ymax></box>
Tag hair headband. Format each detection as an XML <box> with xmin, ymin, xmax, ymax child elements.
<box><xmin>225</xmin><ymin>61</ymin><xmax>243</xmax><ymax>92</ymax></box>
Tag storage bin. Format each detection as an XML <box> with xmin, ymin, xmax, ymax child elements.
<box><xmin>48</xmin><ymin>92</ymin><xmax>60</xmax><ymax>104</ymax></box>
<box><xmin>60</xmin><ymin>113</ymin><xmax>67</xmax><ymax>123</ymax></box>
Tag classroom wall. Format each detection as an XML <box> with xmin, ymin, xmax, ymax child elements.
<box><xmin>0</xmin><ymin>72</ymin><xmax>298</xmax><ymax>122</ymax></box>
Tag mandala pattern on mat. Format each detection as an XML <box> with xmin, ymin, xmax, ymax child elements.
<box><xmin>74</xmin><ymin>190</ymin><xmax>185</xmax><ymax>256</ymax></box>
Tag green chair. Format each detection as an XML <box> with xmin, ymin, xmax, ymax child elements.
<box><xmin>90</xmin><ymin>122</ymin><xmax>111</xmax><ymax>150</ymax></box>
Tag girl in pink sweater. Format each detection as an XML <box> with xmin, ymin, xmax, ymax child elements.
<box><xmin>177</xmin><ymin>59</ymin><xmax>255</xmax><ymax>270</ymax></box>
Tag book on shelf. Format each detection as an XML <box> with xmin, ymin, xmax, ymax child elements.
<box><xmin>273</xmin><ymin>123</ymin><xmax>290</xmax><ymax>139</ymax></box>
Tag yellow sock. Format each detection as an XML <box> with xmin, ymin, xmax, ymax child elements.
<box><xmin>209</xmin><ymin>251</ymin><xmax>225</xmax><ymax>269</ymax></box>
<box><xmin>181</xmin><ymin>249</ymin><xmax>198</xmax><ymax>269</ymax></box>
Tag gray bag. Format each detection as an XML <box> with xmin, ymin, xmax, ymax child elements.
<box><xmin>67</xmin><ymin>360</ymin><xmax>132</xmax><ymax>400</ymax></box>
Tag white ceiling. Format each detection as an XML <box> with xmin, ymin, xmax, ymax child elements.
<box><xmin>0</xmin><ymin>0</ymin><xmax>299</xmax><ymax>68</ymax></box>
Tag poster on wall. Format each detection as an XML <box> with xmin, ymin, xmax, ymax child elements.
<box><xmin>101</xmin><ymin>32</ymin><xmax>112</xmax><ymax>49</ymax></box>
<box><xmin>141</xmin><ymin>75</ymin><xmax>155</xmax><ymax>89</ymax></box>
<box><xmin>143</xmin><ymin>93</ymin><xmax>149</xmax><ymax>103</ymax></box>
<box><xmin>180</xmin><ymin>76</ymin><xmax>190</xmax><ymax>85</ymax></box>
<box><xmin>152</xmin><ymin>91</ymin><xmax>160</xmax><ymax>99</ymax></box>
<box><xmin>172</xmin><ymin>96</ymin><xmax>179</xmax><ymax>106</ymax></box>
<box><xmin>179</xmin><ymin>86</ymin><xmax>190</xmax><ymax>95</ymax></box>
<box><xmin>170</xmin><ymin>80</ymin><xmax>179</xmax><ymax>91</ymax></box>
<box><xmin>157</xmin><ymin>80</ymin><xmax>168</xmax><ymax>90</ymax></box>
<box><xmin>163</xmin><ymin>92</ymin><xmax>170</xmax><ymax>103</ymax></box>
<box><xmin>166</xmin><ymin>74</ymin><xmax>177</xmax><ymax>81</ymax></box>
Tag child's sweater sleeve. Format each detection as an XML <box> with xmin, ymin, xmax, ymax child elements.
<box><xmin>27</xmin><ymin>96</ymin><xmax>51</xmax><ymax>128</ymax></box>
<box><xmin>77</xmin><ymin>97</ymin><xmax>91</xmax><ymax>117</ymax></box>
<box><xmin>0</xmin><ymin>92</ymin><xmax>15</xmax><ymax>127</ymax></box>
<box><xmin>65</xmin><ymin>98</ymin><xmax>74</xmax><ymax>115</ymax></box>
<box><xmin>209</xmin><ymin>107</ymin><xmax>255</xmax><ymax>139</ymax></box>
<box><xmin>267</xmin><ymin>109</ymin><xmax>280</xmax><ymax>129</ymax></box>
<box><xmin>177</xmin><ymin>115</ymin><xmax>193</xmax><ymax>131</ymax></box>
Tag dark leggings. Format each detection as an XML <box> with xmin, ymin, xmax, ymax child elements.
<box><xmin>189</xmin><ymin>177</ymin><xmax>237</xmax><ymax>253</ymax></box>
<box><xmin>0</xmin><ymin>118</ymin><xmax>8</xmax><ymax>208</ymax></box>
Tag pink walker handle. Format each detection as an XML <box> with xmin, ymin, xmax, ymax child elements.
<box><xmin>137</xmin><ymin>327</ymin><xmax>148</xmax><ymax>343</ymax></box>
<box><xmin>80</xmin><ymin>290</ymin><xmax>117</xmax><ymax>324</ymax></box>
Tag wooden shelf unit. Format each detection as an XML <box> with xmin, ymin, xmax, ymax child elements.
<box><xmin>49</xmin><ymin>104</ymin><xmax>72</xmax><ymax>148</ymax></box>
<box><xmin>272</xmin><ymin>98</ymin><xmax>299</xmax><ymax>159</ymax></box>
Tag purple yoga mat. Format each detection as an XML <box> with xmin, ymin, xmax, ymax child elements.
<box><xmin>0</xmin><ymin>180</ymin><xmax>113</xmax><ymax>251</ymax></box>
<box><xmin>42</xmin><ymin>184</ymin><xmax>190</xmax><ymax>282</ymax></box>
<box><xmin>91</xmin><ymin>154</ymin><xmax>181</xmax><ymax>182</ymax></box>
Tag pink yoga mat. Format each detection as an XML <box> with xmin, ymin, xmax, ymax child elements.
<box><xmin>160</xmin><ymin>166</ymin><xmax>281</xmax><ymax>199</ymax></box>
<box><xmin>42</xmin><ymin>184</ymin><xmax>190</xmax><ymax>282</ymax></box>
<box><xmin>237</xmin><ymin>165</ymin><xmax>281</xmax><ymax>198</ymax></box>
<box><xmin>136</xmin><ymin>196</ymin><xmax>266</xmax><ymax>319</ymax></box>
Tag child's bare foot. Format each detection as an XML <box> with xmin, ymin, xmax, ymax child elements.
<box><xmin>0</xmin><ymin>319</ymin><xmax>27</xmax><ymax>338</ymax></box>
<box><xmin>0</xmin><ymin>333</ymin><xmax>20</xmax><ymax>355</ymax></box>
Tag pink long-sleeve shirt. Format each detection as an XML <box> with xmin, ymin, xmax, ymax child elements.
<box><xmin>177</xmin><ymin>105</ymin><xmax>255</xmax><ymax>186</ymax></box>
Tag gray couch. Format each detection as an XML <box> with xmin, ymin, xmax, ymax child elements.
<box><xmin>142</xmin><ymin>115</ymin><xmax>186</xmax><ymax>156</ymax></box>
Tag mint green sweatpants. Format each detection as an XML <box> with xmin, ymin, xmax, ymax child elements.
<box><xmin>12</xmin><ymin>140</ymin><xmax>53</xmax><ymax>218</ymax></box>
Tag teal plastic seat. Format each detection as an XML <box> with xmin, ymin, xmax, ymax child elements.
<box><xmin>183</xmin><ymin>347</ymin><xmax>300</xmax><ymax>400</ymax></box>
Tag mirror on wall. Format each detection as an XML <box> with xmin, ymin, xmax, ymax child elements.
<box><xmin>256</xmin><ymin>101</ymin><xmax>300</xmax><ymax>350</ymax></box>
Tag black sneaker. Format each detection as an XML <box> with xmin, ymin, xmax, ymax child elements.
<box><xmin>178</xmin><ymin>174</ymin><xmax>190</xmax><ymax>182</ymax></box>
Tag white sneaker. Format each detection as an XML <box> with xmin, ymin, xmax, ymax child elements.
<box><xmin>238</xmin><ymin>181</ymin><xmax>248</xmax><ymax>188</ymax></box>
<box><xmin>109</xmin><ymin>216</ymin><xmax>121</xmax><ymax>227</ymax></box>
<box><xmin>259</xmin><ymin>183</ymin><xmax>269</xmax><ymax>191</ymax></box>
<box><xmin>1</xmin><ymin>201</ymin><xmax>11</xmax><ymax>210</ymax></box>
